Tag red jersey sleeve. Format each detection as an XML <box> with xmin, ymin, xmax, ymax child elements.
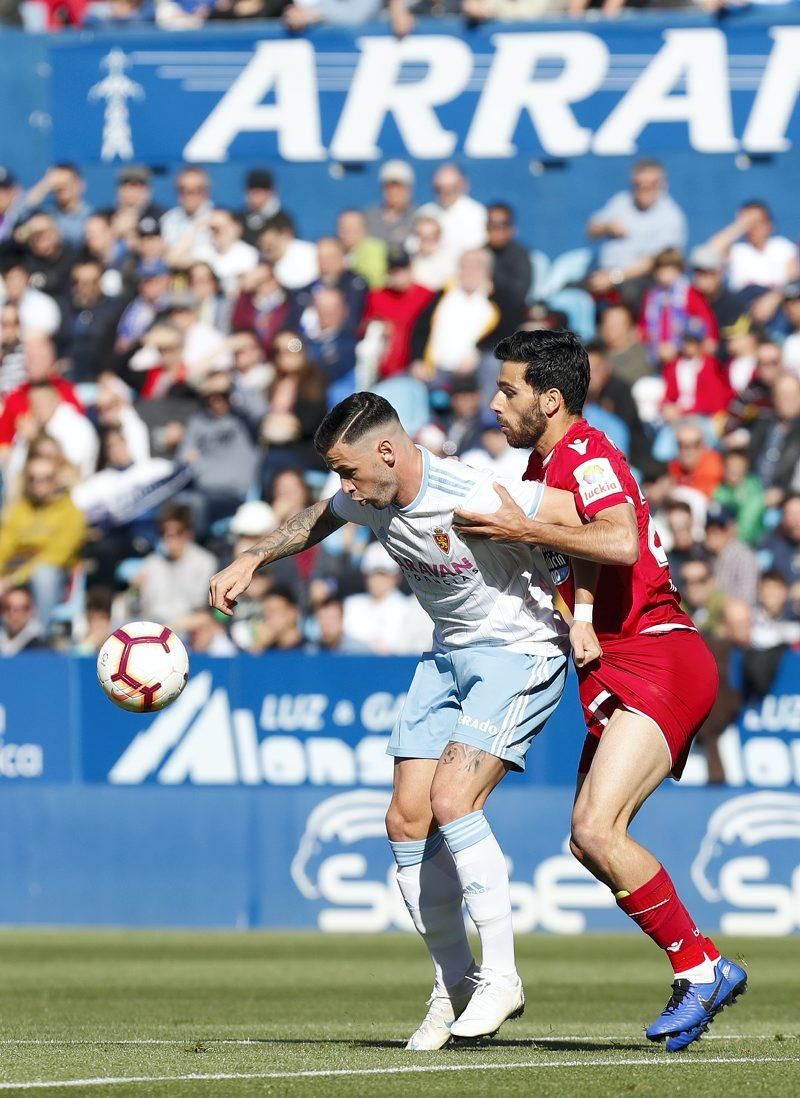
<box><xmin>558</xmin><ymin>436</ymin><xmax>631</xmax><ymax>521</ymax></box>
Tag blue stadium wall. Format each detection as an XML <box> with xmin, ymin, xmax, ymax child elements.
<box><xmin>0</xmin><ymin>652</ymin><xmax>799</xmax><ymax>933</ymax></box>
<box><xmin>1</xmin><ymin>10</ymin><xmax>800</xmax><ymax>258</ymax></box>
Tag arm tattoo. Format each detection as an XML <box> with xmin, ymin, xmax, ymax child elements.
<box><xmin>243</xmin><ymin>499</ymin><xmax>345</xmax><ymax>570</ymax></box>
<box><xmin>441</xmin><ymin>742</ymin><xmax>488</xmax><ymax>774</ymax></box>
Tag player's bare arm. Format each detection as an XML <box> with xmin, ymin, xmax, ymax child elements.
<box><xmin>208</xmin><ymin>499</ymin><xmax>345</xmax><ymax>615</ymax></box>
<box><xmin>571</xmin><ymin>558</ymin><xmax>602</xmax><ymax>669</ymax></box>
<box><xmin>456</xmin><ymin>487</ymin><xmax>639</xmax><ymax>568</ymax></box>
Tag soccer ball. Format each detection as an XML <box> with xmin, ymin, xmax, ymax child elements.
<box><xmin>97</xmin><ymin>621</ymin><xmax>189</xmax><ymax>713</ymax></box>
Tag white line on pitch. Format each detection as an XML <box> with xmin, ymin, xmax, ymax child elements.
<box><xmin>0</xmin><ymin>1033</ymin><xmax>793</xmax><ymax>1046</ymax></box>
<box><xmin>0</xmin><ymin>1056</ymin><xmax>798</xmax><ymax>1090</ymax></box>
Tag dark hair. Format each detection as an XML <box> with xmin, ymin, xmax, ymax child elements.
<box><xmin>760</xmin><ymin>569</ymin><xmax>788</xmax><ymax>588</ymax></box>
<box><xmin>585</xmin><ymin>339</ymin><xmax>608</xmax><ymax>357</ymax></box>
<box><xmin>2</xmin><ymin>582</ymin><xmax>34</xmax><ymax>606</ymax></box>
<box><xmin>740</xmin><ymin>199</ymin><xmax>771</xmax><ymax>220</ymax></box>
<box><xmin>314</xmin><ymin>392</ymin><xmax>400</xmax><ymax>455</ymax></box>
<box><xmin>265</xmin><ymin>584</ymin><xmax>299</xmax><ymax>608</ymax></box>
<box><xmin>263</xmin><ymin>211</ymin><xmax>296</xmax><ymax>237</ymax></box>
<box><xmin>53</xmin><ymin>162</ymin><xmax>82</xmax><ymax>179</ymax></box>
<box><xmin>86</xmin><ymin>586</ymin><xmax>114</xmax><ymax>615</ymax></box>
<box><xmin>601</xmin><ymin>301</ymin><xmax>636</xmax><ymax>325</ymax></box>
<box><xmin>158</xmin><ymin>502</ymin><xmax>193</xmax><ymax>531</ymax></box>
<box><xmin>487</xmin><ymin>202</ymin><xmax>514</xmax><ymax>223</ymax></box>
<box><xmin>493</xmin><ymin>329</ymin><xmax>590</xmax><ymax>415</ymax></box>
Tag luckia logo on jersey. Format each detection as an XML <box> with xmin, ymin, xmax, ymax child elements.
<box><xmin>432</xmin><ymin>527</ymin><xmax>451</xmax><ymax>555</ymax></box>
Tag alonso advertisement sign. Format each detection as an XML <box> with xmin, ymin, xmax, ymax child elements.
<box><xmin>48</xmin><ymin>14</ymin><xmax>800</xmax><ymax>166</ymax></box>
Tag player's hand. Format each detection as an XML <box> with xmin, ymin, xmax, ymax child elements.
<box><xmin>208</xmin><ymin>556</ymin><xmax>258</xmax><ymax>616</ymax></box>
<box><xmin>454</xmin><ymin>484</ymin><xmax>530</xmax><ymax>542</ymax></box>
<box><xmin>570</xmin><ymin>621</ymin><xmax>602</xmax><ymax>668</ymax></box>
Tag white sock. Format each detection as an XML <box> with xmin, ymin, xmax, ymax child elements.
<box><xmin>390</xmin><ymin>832</ymin><xmax>475</xmax><ymax>990</ymax></box>
<box><xmin>675</xmin><ymin>957</ymin><xmax>717</xmax><ymax>983</ymax></box>
<box><xmin>439</xmin><ymin>811</ymin><xmax>516</xmax><ymax>977</ymax></box>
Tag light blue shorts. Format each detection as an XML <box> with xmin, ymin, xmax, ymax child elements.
<box><xmin>388</xmin><ymin>647</ymin><xmax>568</xmax><ymax>772</ymax></box>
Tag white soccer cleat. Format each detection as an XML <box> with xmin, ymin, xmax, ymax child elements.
<box><xmin>405</xmin><ymin>969</ymin><xmax>477</xmax><ymax>1051</ymax></box>
<box><xmin>448</xmin><ymin>969</ymin><xmax>525</xmax><ymax>1039</ymax></box>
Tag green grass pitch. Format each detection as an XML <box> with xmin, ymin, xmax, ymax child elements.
<box><xmin>0</xmin><ymin>931</ymin><xmax>797</xmax><ymax>1096</ymax></box>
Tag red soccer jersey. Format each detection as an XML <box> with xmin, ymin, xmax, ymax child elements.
<box><xmin>524</xmin><ymin>418</ymin><xmax>693</xmax><ymax>640</ymax></box>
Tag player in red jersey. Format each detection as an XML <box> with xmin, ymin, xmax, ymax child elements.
<box><xmin>454</xmin><ymin>329</ymin><xmax>747</xmax><ymax>1050</ymax></box>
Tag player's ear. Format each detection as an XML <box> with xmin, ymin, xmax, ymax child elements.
<box><xmin>543</xmin><ymin>387</ymin><xmax>562</xmax><ymax>416</ymax></box>
<box><xmin>377</xmin><ymin>438</ymin><xmax>395</xmax><ymax>465</ymax></box>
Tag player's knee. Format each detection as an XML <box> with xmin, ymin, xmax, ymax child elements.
<box><xmin>570</xmin><ymin>808</ymin><xmax>614</xmax><ymax>868</ymax></box>
<box><xmin>385</xmin><ymin>804</ymin><xmax>418</xmax><ymax>843</ymax></box>
<box><xmin>429</xmin><ymin>787</ymin><xmax>469</xmax><ymax>827</ymax></box>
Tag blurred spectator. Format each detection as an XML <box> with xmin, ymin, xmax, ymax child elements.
<box><xmin>0</xmin><ymin>584</ymin><xmax>47</xmax><ymax>655</ymax></box>
<box><xmin>239</xmin><ymin>168</ymin><xmax>282</xmax><ymax>247</ymax></box>
<box><xmin>72</xmin><ymin>587</ymin><xmax>113</xmax><ymax>656</ymax></box>
<box><xmin>639</xmin><ymin>248</ymin><xmax>718</xmax><ymax>366</ymax></box>
<box><xmin>154</xmin><ymin>289</ymin><xmax>230</xmax><ymax>381</ymax></box>
<box><xmin>0</xmin><ymin>335</ymin><xmax>82</xmax><ymax>455</ymax></box>
<box><xmin>661</xmin><ymin>321</ymin><xmax>733</xmax><ymax>422</ymax></box>
<box><xmin>598</xmin><ymin>302</ymin><xmax>650</xmax><ymax>386</ymax></box>
<box><xmin>663</xmin><ymin>498</ymin><xmax>698</xmax><ymax>577</ymax></box>
<box><xmin>463</xmin><ymin>0</ymin><xmax>567</xmax><ymax>19</ymax></box>
<box><xmin>689</xmin><ymin>245</ymin><xmax>746</xmax><ymax>351</ymax></box>
<box><xmin>751</xmin><ymin>570</ymin><xmax>800</xmax><ymax>650</ymax></box>
<box><xmin>135</xmin><ymin>503</ymin><xmax>217</xmax><ymax>629</ymax></box>
<box><xmin>304</xmin><ymin>287</ymin><xmax>358</xmax><ymax>408</ymax></box>
<box><xmin>759</xmin><ymin>495</ymin><xmax>800</xmax><ymax>588</ymax></box>
<box><xmin>361</xmin><ymin>246</ymin><xmax>434</xmax><ymax>379</ymax></box>
<box><xmin>293</xmin><ymin>236</ymin><xmax>368</xmax><ymax>333</ymax></box>
<box><xmin>62</xmin><ymin>260</ymin><xmax>123</xmax><ymax>382</ymax></box>
<box><xmin>337</xmin><ymin>208</ymin><xmax>387</xmax><ymax>289</ymax></box>
<box><xmin>705</xmin><ymin>502</ymin><xmax>760</xmax><ymax>605</ymax></box>
<box><xmin>708</xmin><ymin>200</ymin><xmax>800</xmax><ymax>295</ymax></box>
<box><xmin>366</xmin><ymin>161</ymin><xmax>418</xmax><ymax>248</ymax></box>
<box><xmin>0</xmin><ymin>167</ymin><xmax>23</xmax><ymax>245</ymax></box>
<box><xmin>410</xmin><ymin>215</ymin><xmax>456</xmax><ymax>292</ymax></box>
<box><xmin>21</xmin><ymin>164</ymin><xmax>92</xmax><ymax>247</ymax></box>
<box><xmin>0</xmin><ymin>302</ymin><xmax>25</xmax><ymax>395</ymax></box>
<box><xmin>0</xmin><ymin>260</ymin><xmax>61</xmax><ymax>336</ymax></box>
<box><xmin>95</xmin><ymin>374</ymin><xmax>151</xmax><ymax>464</ymax></box>
<box><xmin>485</xmin><ymin>202</ymin><xmax>532</xmax><ymax>317</ymax></box>
<box><xmin>161</xmin><ymin>168</ymin><xmax>213</xmax><ymax>251</ymax></box>
<box><xmin>228</xmin><ymin>330</ymin><xmax>272</xmax><ymax>419</ymax></box>
<box><xmin>425</xmin><ymin>164</ymin><xmax>487</xmax><ymax>257</ymax></box>
<box><xmin>461</xmin><ymin>414</ymin><xmax>529</xmax><ymax>479</ymax></box>
<box><xmin>251</xmin><ymin>585</ymin><xmax>304</xmax><ymax>652</ymax></box>
<box><xmin>10</xmin><ymin>382</ymin><xmax>99</xmax><ymax>482</ymax></box>
<box><xmin>343</xmin><ymin>542</ymin><xmax>412</xmax><ymax>655</ymax></box>
<box><xmin>781</xmin><ymin>281</ymin><xmax>800</xmax><ymax>373</ymax></box>
<box><xmin>184</xmin><ymin>209</ymin><xmax>259</xmax><ymax>295</ymax></box>
<box><xmin>260</xmin><ymin>332</ymin><xmax>328</xmax><ymax>480</ymax></box>
<box><xmin>133</xmin><ymin>327</ymin><xmax>200</xmax><ymax>460</ymax></box>
<box><xmin>137</xmin><ymin>323</ymin><xmax>191</xmax><ymax>400</ymax></box>
<box><xmin>0</xmin><ymin>455</ymin><xmax>86</xmax><ymax>627</ymax></box>
<box><xmin>115</xmin><ymin>259</ymin><xmax>172</xmax><ymax>356</ymax></box>
<box><xmin>748</xmin><ymin>371</ymin><xmax>800</xmax><ymax>506</ymax></box>
<box><xmin>305</xmin><ymin>595</ymin><xmax>368</xmax><ymax>654</ymax></box>
<box><xmin>259</xmin><ymin>213</ymin><xmax>318</xmax><ymax>292</ymax></box>
<box><xmin>185</xmin><ymin>607</ymin><xmax>238</xmax><ymax>656</ymax></box>
<box><xmin>668</xmin><ymin>419</ymin><xmax>723</xmax><ymax>499</ymax></box>
<box><xmin>680</xmin><ymin>552</ymin><xmax>726</xmax><ymax>634</ymax></box>
<box><xmin>441</xmin><ymin>375</ymin><xmax>484</xmax><ymax>455</ymax></box>
<box><xmin>115</xmin><ymin>165</ymin><xmax>164</xmax><ymax>224</ymax></box>
<box><xmin>188</xmin><ymin>261</ymin><xmax>231</xmax><ymax>333</ymax></box>
<box><xmin>16</xmin><ymin>214</ymin><xmax>75</xmax><ymax>299</ymax></box>
<box><xmin>178</xmin><ymin>371</ymin><xmax>258</xmax><ymax>532</ymax></box>
<box><xmin>231</xmin><ymin>263</ymin><xmax>291</xmax><ymax>352</ymax></box>
<box><xmin>412</xmin><ymin>249</ymin><xmax>499</xmax><ymax>381</ymax></box>
<box><xmin>81</xmin><ymin>212</ymin><xmax>130</xmax><ymax>299</ymax></box>
<box><xmin>713</xmin><ymin>448</ymin><xmax>765</xmax><ymax>546</ymax></box>
<box><xmin>587</xmin><ymin>159</ymin><xmax>687</xmax><ymax>303</ymax></box>
<box><xmin>586</xmin><ymin>340</ymin><xmax>657</xmax><ymax>478</ymax></box>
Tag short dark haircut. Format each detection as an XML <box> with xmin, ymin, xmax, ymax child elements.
<box><xmin>760</xmin><ymin>569</ymin><xmax>788</xmax><ymax>588</ymax></box>
<box><xmin>494</xmin><ymin>329</ymin><xmax>590</xmax><ymax>415</ymax></box>
<box><xmin>158</xmin><ymin>502</ymin><xmax>193</xmax><ymax>530</ymax></box>
<box><xmin>585</xmin><ymin>338</ymin><xmax>608</xmax><ymax>357</ymax></box>
<box><xmin>263</xmin><ymin>211</ymin><xmax>296</xmax><ymax>237</ymax></box>
<box><xmin>740</xmin><ymin>199</ymin><xmax>771</xmax><ymax>220</ymax></box>
<box><xmin>487</xmin><ymin>202</ymin><xmax>514</xmax><ymax>222</ymax></box>
<box><xmin>314</xmin><ymin>392</ymin><xmax>400</xmax><ymax>455</ymax></box>
<box><xmin>53</xmin><ymin>162</ymin><xmax>82</xmax><ymax>179</ymax></box>
<box><xmin>265</xmin><ymin>584</ymin><xmax>299</xmax><ymax>608</ymax></box>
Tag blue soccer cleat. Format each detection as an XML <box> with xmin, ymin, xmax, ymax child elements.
<box><xmin>646</xmin><ymin>956</ymin><xmax>748</xmax><ymax>1048</ymax></box>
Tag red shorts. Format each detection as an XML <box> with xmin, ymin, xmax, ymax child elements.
<box><xmin>577</xmin><ymin>629</ymin><xmax>719</xmax><ymax>780</ymax></box>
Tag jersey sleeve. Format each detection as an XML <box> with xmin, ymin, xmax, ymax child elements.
<box><xmin>560</xmin><ymin>439</ymin><xmax>631</xmax><ymax>520</ymax></box>
<box><xmin>329</xmin><ymin>489</ymin><xmax>369</xmax><ymax>527</ymax></box>
<box><xmin>462</xmin><ymin>475</ymin><xmax>544</xmax><ymax>518</ymax></box>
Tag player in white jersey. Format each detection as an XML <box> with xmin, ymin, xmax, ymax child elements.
<box><xmin>209</xmin><ymin>392</ymin><xmax>581</xmax><ymax>1048</ymax></box>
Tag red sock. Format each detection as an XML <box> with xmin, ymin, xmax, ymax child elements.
<box><xmin>616</xmin><ymin>866</ymin><xmax>707</xmax><ymax>975</ymax></box>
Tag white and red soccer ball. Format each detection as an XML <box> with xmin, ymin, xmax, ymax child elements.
<box><xmin>97</xmin><ymin>621</ymin><xmax>189</xmax><ymax>713</ymax></box>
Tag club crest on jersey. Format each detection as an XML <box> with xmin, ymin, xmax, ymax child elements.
<box><xmin>432</xmin><ymin>527</ymin><xmax>451</xmax><ymax>555</ymax></box>
<box><xmin>573</xmin><ymin>457</ymin><xmax>623</xmax><ymax>507</ymax></box>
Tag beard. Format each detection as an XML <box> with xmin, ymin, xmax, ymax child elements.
<box><xmin>505</xmin><ymin>404</ymin><xmax>547</xmax><ymax>449</ymax></box>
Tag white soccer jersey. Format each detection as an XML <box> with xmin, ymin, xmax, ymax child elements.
<box><xmin>330</xmin><ymin>448</ymin><xmax>568</xmax><ymax>656</ymax></box>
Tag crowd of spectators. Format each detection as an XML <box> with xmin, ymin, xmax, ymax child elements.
<box><xmin>2</xmin><ymin>0</ymin><xmax>795</xmax><ymax>33</ymax></box>
<box><xmin>1</xmin><ymin>151</ymin><xmax>800</xmax><ymax>777</ymax></box>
